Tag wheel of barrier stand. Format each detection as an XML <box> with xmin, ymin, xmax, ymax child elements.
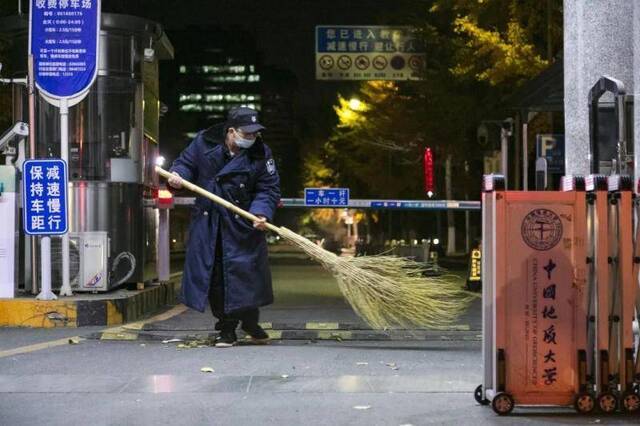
<box><xmin>474</xmin><ymin>384</ymin><xmax>490</xmax><ymax>405</ymax></box>
<box><xmin>491</xmin><ymin>392</ymin><xmax>514</xmax><ymax>415</ymax></box>
<box><xmin>573</xmin><ymin>392</ymin><xmax>595</xmax><ymax>414</ymax></box>
<box><xmin>621</xmin><ymin>391</ymin><xmax>640</xmax><ymax>413</ymax></box>
<box><xmin>597</xmin><ymin>392</ymin><xmax>618</xmax><ymax>414</ymax></box>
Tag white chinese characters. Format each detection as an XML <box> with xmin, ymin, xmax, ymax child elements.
<box><xmin>25</xmin><ymin>161</ymin><xmax>66</xmax><ymax>234</ymax></box>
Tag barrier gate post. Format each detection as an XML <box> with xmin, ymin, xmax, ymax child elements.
<box><xmin>586</xmin><ymin>175</ymin><xmax>616</xmax><ymax>412</ymax></box>
<box><xmin>609</xmin><ymin>175</ymin><xmax>640</xmax><ymax>412</ymax></box>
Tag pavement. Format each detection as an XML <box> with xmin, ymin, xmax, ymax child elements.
<box><xmin>0</xmin><ymin>263</ymin><xmax>638</xmax><ymax>424</ymax></box>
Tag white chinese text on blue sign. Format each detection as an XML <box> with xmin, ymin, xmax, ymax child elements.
<box><xmin>29</xmin><ymin>0</ymin><xmax>100</xmax><ymax>99</ymax></box>
<box><xmin>23</xmin><ymin>159</ymin><xmax>68</xmax><ymax>235</ymax></box>
<box><xmin>304</xmin><ymin>188</ymin><xmax>350</xmax><ymax>207</ymax></box>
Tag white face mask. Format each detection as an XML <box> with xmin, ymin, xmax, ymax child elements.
<box><xmin>235</xmin><ymin>136</ymin><xmax>255</xmax><ymax>149</ymax></box>
<box><xmin>233</xmin><ymin>129</ymin><xmax>256</xmax><ymax>149</ymax></box>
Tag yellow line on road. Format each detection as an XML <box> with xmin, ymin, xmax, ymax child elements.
<box><xmin>0</xmin><ymin>336</ymin><xmax>85</xmax><ymax>359</ymax></box>
<box><xmin>0</xmin><ymin>304</ymin><xmax>189</xmax><ymax>357</ymax></box>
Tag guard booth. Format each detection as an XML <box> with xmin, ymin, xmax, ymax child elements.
<box><xmin>0</xmin><ymin>14</ymin><xmax>174</xmax><ymax>292</ymax></box>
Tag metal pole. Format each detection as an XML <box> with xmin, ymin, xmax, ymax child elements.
<box><xmin>59</xmin><ymin>97</ymin><xmax>72</xmax><ymax>296</ymax></box>
<box><xmin>36</xmin><ymin>236</ymin><xmax>56</xmax><ymax>300</ymax></box>
<box><xmin>501</xmin><ymin>128</ymin><xmax>509</xmax><ymax>188</ymax></box>
<box><xmin>28</xmin><ymin>54</ymin><xmax>38</xmax><ymax>295</ymax></box>
<box><xmin>523</xmin><ymin>122</ymin><xmax>529</xmax><ymax>191</ymax></box>
<box><xmin>157</xmin><ymin>209</ymin><xmax>170</xmax><ymax>282</ymax></box>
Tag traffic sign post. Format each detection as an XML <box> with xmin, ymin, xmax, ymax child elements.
<box><xmin>23</xmin><ymin>159</ymin><xmax>69</xmax><ymax>300</ymax></box>
<box><xmin>29</xmin><ymin>0</ymin><xmax>101</xmax><ymax>296</ymax></box>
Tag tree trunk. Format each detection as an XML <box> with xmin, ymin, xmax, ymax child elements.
<box><xmin>445</xmin><ymin>155</ymin><xmax>456</xmax><ymax>256</ymax></box>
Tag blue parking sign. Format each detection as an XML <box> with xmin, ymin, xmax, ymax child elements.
<box><xmin>23</xmin><ymin>159</ymin><xmax>68</xmax><ymax>235</ymax></box>
<box><xmin>304</xmin><ymin>188</ymin><xmax>349</xmax><ymax>207</ymax></box>
<box><xmin>29</xmin><ymin>0</ymin><xmax>101</xmax><ymax>100</ymax></box>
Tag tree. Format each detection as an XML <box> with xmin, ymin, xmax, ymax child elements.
<box><xmin>303</xmin><ymin>0</ymin><xmax>563</xmax><ymax>253</ymax></box>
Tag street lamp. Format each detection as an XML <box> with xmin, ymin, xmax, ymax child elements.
<box><xmin>348</xmin><ymin>98</ymin><xmax>362</xmax><ymax>111</ymax></box>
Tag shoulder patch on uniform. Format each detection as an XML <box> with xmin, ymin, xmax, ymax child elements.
<box><xmin>266</xmin><ymin>158</ymin><xmax>276</xmax><ymax>175</ymax></box>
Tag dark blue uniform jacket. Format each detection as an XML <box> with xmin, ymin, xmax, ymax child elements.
<box><xmin>170</xmin><ymin>124</ymin><xmax>280</xmax><ymax>313</ymax></box>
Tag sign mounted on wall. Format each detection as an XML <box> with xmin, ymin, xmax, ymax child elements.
<box><xmin>316</xmin><ymin>26</ymin><xmax>425</xmax><ymax>81</ymax></box>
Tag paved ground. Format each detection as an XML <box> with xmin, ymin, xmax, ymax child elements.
<box><xmin>0</xmin><ymin>263</ymin><xmax>638</xmax><ymax>424</ymax></box>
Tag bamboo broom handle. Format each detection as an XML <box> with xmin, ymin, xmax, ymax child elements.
<box><xmin>155</xmin><ymin>166</ymin><xmax>280</xmax><ymax>233</ymax></box>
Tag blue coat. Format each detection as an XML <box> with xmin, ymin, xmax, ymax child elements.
<box><xmin>170</xmin><ymin>124</ymin><xmax>281</xmax><ymax>313</ymax></box>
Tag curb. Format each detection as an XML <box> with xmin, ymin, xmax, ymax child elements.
<box><xmin>88</xmin><ymin>326</ymin><xmax>481</xmax><ymax>342</ymax></box>
<box><xmin>0</xmin><ymin>279</ymin><xmax>181</xmax><ymax>328</ymax></box>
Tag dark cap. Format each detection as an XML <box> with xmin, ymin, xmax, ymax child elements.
<box><xmin>226</xmin><ymin>107</ymin><xmax>265</xmax><ymax>133</ymax></box>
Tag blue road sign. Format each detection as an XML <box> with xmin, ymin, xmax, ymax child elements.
<box><xmin>22</xmin><ymin>159</ymin><xmax>68</xmax><ymax>235</ymax></box>
<box><xmin>304</xmin><ymin>188</ymin><xmax>349</xmax><ymax>207</ymax></box>
<box><xmin>315</xmin><ymin>25</ymin><xmax>425</xmax><ymax>81</ymax></box>
<box><xmin>316</xmin><ymin>26</ymin><xmax>423</xmax><ymax>53</ymax></box>
<box><xmin>536</xmin><ymin>134</ymin><xmax>565</xmax><ymax>174</ymax></box>
<box><xmin>29</xmin><ymin>0</ymin><xmax>101</xmax><ymax>99</ymax></box>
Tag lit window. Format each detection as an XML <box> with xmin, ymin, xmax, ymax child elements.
<box><xmin>203</xmin><ymin>104</ymin><xmax>226</xmax><ymax>112</ymax></box>
<box><xmin>180</xmin><ymin>104</ymin><xmax>203</xmax><ymax>112</ymax></box>
<box><xmin>208</xmin><ymin>75</ymin><xmax>247</xmax><ymax>82</ymax></box>
<box><xmin>247</xmin><ymin>74</ymin><xmax>261</xmax><ymax>82</ymax></box>
<box><xmin>179</xmin><ymin>65</ymin><xmax>186</xmax><ymax>73</ymax></box>
<box><xmin>179</xmin><ymin>94</ymin><xmax>202</xmax><ymax>102</ymax></box>
<box><xmin>205</xmin><ymin>94</ymin><xmax>223</xmax><ymax>102</ymax></box>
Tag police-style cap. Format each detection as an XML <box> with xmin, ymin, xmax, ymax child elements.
<box><xmin>226</xmin><ymin>107</ymin><xmax>265</xmax><ymax>133</ymax></box>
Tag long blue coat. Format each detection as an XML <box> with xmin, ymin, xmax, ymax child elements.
<box><xmin>170</xmin><ymin>124</ymin><xmax>280</xmax><ymax>313</ymax></box>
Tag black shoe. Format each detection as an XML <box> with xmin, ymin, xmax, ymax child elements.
<box><xmin>241</xmin><ymin>324</ymin><xmax>270</xmax><ymax>344</ymax></box>
<box><xmin>214</xmin><ymin>330</ymin><xmax>237</xmax><ymax>348</ymax></box>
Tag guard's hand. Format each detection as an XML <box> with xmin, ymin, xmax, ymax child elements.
<box><xmin>167</xmin><ymin>172</ymin><xmax>183</xmax><ymax>189</ymax></box>
<box><xmin>253</xmin><ymin>215</ymin><xmax>267</xmax><ymax>231</ymax></box>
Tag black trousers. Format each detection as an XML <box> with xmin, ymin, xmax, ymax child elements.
<box><xmin>208</xmin><ymin>228</ymin><xmax>259</xmax><ymax>332</ymax></box>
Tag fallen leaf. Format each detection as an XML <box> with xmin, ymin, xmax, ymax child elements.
<box><xmin>385</xmin><ymin>363</ymin><xmax>396</xmax><ymax>368</ymax></box>
<box><xmin>200</xmin><ymin>367</ymin><xmax>215</xmax><ymax>373</ymax></box>
<box><xmin>68</xmin><ymin>338</ymin><xmax>80</xmax><ymax>345</ymax></box>
<box><xmin>353</xmin><ymin>405</ymin><xmax>371</xmax><ymax>410</ymax></box>
<box><xmin>281</xmin><ymin>374</ymin><xmax>289</xmax><ymax>379</ymax></box>
<box><xmin>162</xmin><ymin>338</ymin><xmax>182</xmax><ymax>344</ymax></box>
<box><xmin>177</xmin><ymin>344</ymin><xmax>187</xmax><ymax>349</ymax></box>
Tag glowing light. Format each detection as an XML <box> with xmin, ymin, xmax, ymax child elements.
<box><xmin>155</xmin><ymin>156</ymin><xmax>165</xmax><ymax>167</ymax></box>
<box><xmin>349</xmin><ymin>98</ymin><xmax>362</xmax><ymax>110</ymax></box>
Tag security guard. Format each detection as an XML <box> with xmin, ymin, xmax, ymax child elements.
<box><xmin>168</xmin><ymin>107</ymin><xmax>280</xmax><ymax>347</ymax></box>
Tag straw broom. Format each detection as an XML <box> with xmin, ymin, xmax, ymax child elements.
<box><xmin>156</xmin><ymin>166</ymin><xmax>476</xmax><ymax>330</ymax></box>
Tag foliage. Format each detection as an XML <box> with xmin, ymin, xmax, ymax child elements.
<box><xmin>301</xmin><ymin>0</ymin><xmax>562</xmax><ymax>238</ymax></box>
<box><xmin>451</xmin><ymin>16</ymin><xmax>549</xmax><ymax>86</ymax></box>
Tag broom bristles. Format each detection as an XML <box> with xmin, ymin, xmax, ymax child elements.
<box><xmin>277</xmin><ymin>227</ymin><xmax>476</xmax><ymax>330</ymax></box>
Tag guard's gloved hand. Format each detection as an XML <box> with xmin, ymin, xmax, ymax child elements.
<box><xmin>167</xmin><ymin>172</ymin><xmax>183</xmax><ymax>189</ymax></box>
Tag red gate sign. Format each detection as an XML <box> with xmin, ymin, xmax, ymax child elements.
<box><xmin>424</xmin><ymin>147</ymin><xmax>434</xmax><ymax>197</ymax></box>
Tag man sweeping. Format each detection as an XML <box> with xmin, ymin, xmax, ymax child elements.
<box><xmin>167</xmin><ymin>107</ymin><xmax>280</xmax><ymax>347</ymax></box>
